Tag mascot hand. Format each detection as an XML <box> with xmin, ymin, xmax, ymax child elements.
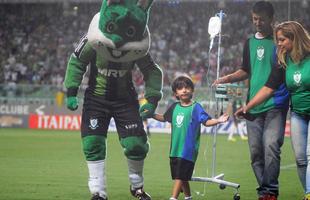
<box><xmin>139</xmin><ymin>102</ymin><xmax>156</xmax><ymax>120</ymax></box>
<box><xmin>66</xmin><ymin>96</ymin><xmax>78</xmax><ymax>111</ymax></box>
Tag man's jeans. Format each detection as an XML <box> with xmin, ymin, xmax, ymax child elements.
<box><xmin>290</xmin><ymin>112</ymin><xmax>310</xmax><ymax>193</ymax></box>
<box><xmin>246</xmin><ymin>108</ymin><xmax>287</xmax><ymax>197</ymax></box>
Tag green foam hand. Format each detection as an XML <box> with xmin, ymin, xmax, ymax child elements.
<box><xmin>66</xmin><ymin>96</ymin><xmax>78</xmax><ymax>111</ymax></box>
<box><xmin>139</xmin><ymin>102</ymin><xmax>156</xmax><ymax>120</ymax></box>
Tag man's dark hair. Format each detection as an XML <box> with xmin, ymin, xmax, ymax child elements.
<box><xmin>252</xmin><ymin>1</ymin><xmax>274</xmax><ymax>18</ymax></box>
<box><xmin>171</xmin><ymin>75</ymin><xmax>194</xmax><ymax>93</ymax></box>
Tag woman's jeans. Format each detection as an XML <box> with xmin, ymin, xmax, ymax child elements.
<box><xmin>246</xmin><ymin>108</ymin><xmax>287</xmax><ymax>197</ymax></box>
<box><xmin>290</xmin><ymin>112</ymin><xmax>310</xmax><ymax>194</ymax></box>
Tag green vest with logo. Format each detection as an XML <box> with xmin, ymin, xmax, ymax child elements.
<box><xmin>248</xmin><ymin>36</ymin><xmax>276</xmax><ymax>114</ymax></box>
<box><xmin>286</xmin><ymin>56</ymin><xmax>310</xmax><ymax>115</ymax></box>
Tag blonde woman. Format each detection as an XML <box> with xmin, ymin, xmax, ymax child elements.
<box><xmin>235</xmin><ymin>21</ymin><xmax>310</xmax><ymax>200</ymax></box>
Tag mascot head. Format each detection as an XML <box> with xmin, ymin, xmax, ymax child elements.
<box><xmin>87</xmin><ymin>0</ymin><xmax>153</xmax><ymax>62</ymax></box>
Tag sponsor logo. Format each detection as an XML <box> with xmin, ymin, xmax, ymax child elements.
<box><xmin>35</xmin><ymin>105</ymin><xmax>45</xmax><ymax>115</ymax></box>
<box><xmin>98</xmin><ymin>68</ymin><xmax>127</xmax><ymax>78</ymax></box>
<box><xmin>0</xmin><ymin>105</ymin><xmax>29</xmax><ymax>115</ymax></box>
<box><xmin>29</xmin><ymin>114</ymin><xmax>81</xmax><ymax>130</ymax></box>
<box><xmin>125</xmin><ymin>123</ymin><xmax>138</xmax><ymax>129</ymax></box>
<box><xmin>293</xmin><ymin>71</ymin><xmax>302</xmax><ymax>86</ymax></box>
<box><xmin>257</xmin><ymin>46</ymin><xmax>264</xmax><ymax>61</ymax></box>
<box><xmin>89</xmin><ymin>118</ymin><xmax>99</xmax><ymax>130</ymax></box>
<box><xmin>176</xmin><ymin>112</ymin><xmax>184</xmax><ymax>128</ymax></box>
<box><xmin>0</xmin><ymin>116</ymin><xmax>23</xmax><ymax>127</ymax></box>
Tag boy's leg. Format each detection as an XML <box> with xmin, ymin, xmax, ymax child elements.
<box><xmin>170</xmin><ymin>158</ymin><xmax>194</xmax><ymax>199</ymax></box>
<box><xmin>171</xmin><ymin>179</ymin><xmax>183</xmax><ymax>199</ymax></box>
<box><xmin>181</xmin><ymin>181</ymin><xmax>191</xmax><ymax>198</ymax></box>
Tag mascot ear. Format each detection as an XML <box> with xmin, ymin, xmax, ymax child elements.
<box><xmin>137</xmin><ymin>0</ymin><xmax>153</xmax><ymax>11</ymax></box>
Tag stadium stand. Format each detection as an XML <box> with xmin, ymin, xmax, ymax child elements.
<box><xmin>0</xmin><ymin>0</ymin><xmax>309</xmax><ymax>93</ymax></box>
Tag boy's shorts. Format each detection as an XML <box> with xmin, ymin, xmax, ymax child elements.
<box><xmin>170</xmin><ymin>157</ymin><xmax>194</xmax><ymax>181</ymax></box>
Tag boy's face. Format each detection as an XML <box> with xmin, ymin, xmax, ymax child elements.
<box><xmin>252</xmin><ymin>12</ymin><xmax>273</xmax><ymax>34</ymax></box>
<box><xmin>175</xmin><ymin>86</ymin><xmax>193</xmax><ymax>102</ymax></box>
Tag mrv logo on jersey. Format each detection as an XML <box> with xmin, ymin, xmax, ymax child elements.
<box><xmin>98</xmin><ymin>68</ymin><xmax>127</xmax><ymax>78</ymax></box>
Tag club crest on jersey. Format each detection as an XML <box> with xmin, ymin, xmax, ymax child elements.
<box><xmin>89</xmin><ymin>118</ymin><xmax>99</xmax><ymax>130</ymax></box>
<box><xmin>257</xmin><ymin>46</ymin><xmax>264</xmax><ymax>61</ymax></box>
<box><xmin>176</xmin><ymin>113</ymin><xmax>184</xmax><ymax>128</ymax></box>
<box><xmin>293</xmin><ymin>71</ymin><xmax>302</xmax><ymax>86</ymax></box>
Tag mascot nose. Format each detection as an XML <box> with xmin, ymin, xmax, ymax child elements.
<box><xmin>112</xmin><ymin>36</ymin><xmax>125</xmax><ymax>49</ymax></box>
<box><xmin>114</xmin><ymin>40</ymin><xmax>125</xmax><ymax>48</ymax></box>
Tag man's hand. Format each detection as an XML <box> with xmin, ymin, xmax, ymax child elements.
<box><xmin>234</xmin><ymin>106</ymin><xmax>256</xmax><ymax>121</ymax></box>
<box><xmin>234</xmin><ymin>106</ymin><xmax>247</xmax><ymax>119</ymax></box>
<box><xmin>139</xmin><ymin>102</ymin><xmax>156</xmax><ymax>120</ymax></box>
<box><xmin>66</xmin><ymin>96</ymin><xmax>78</xmax><ymax>111</ymax></box>
<box><xmin>212</xmin><ymin>76</ymin><xmax>228</xmax><ymax>87</ymax></box>
<box><xmin>234</xmin><ymin>107</ymin><xmax>246</xmax><ymax>119</ymax></box>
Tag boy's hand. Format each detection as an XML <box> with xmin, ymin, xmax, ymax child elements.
<box><xmin>217</xmin><ymin>113</ymin><xmax>229</xmax><ymax>123</ymax></box>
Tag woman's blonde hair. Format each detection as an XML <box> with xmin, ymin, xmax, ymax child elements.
<box><xmin>274</xmin><ymin>21</ymin><xmax>310</xmax><ymax>67</ymax></box>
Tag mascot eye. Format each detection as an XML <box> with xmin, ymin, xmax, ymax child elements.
<box><xmin>106</xmin><ymin>22</ymin><xmax>116</xmax><ymax>33</ymax></box>
<box><xmin>126</xmin><ymin>26</ymin><xmax>136</xmax><ymax>38</ymax></box>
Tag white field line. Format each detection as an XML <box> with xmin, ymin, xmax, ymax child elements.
<box><xmin>281</xmin><ymin>163</ymin><xmax>296</xmax><ymax>170</ymax></box>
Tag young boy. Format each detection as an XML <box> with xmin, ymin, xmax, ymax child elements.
<box><xmin>153</xmin><ymin>75</ymin><xmax>229</xmax><ymax>200</ymax></box>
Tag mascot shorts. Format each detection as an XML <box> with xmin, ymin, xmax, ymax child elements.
<box><xmin>81</xmin><ymin>93</ymin><xmax>146</xmax><ymax>138</ymax></box>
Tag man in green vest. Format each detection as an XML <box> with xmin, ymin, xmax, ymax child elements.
<box><xmin>213</xmin><ymin>1</ymin><xmax>289</xmax><ymax>200</ymax></box>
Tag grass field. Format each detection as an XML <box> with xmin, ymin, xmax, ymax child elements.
<box><xmin>0</xmin><ymin>128</ymin><xmax>303</xmax><ymax>200</ymax></box>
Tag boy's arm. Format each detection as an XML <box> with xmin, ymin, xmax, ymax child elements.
<box><xmin>204</xmin><ymin>113</ymin><xmax>229</xmax><ymax>127</ymax></box>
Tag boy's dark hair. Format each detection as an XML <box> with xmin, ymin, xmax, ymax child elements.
<box><xmin>171</xmin><ymin>75</ymin><xmax>194</xmax><ymax>93</ymax></box>
<box><xmin>252</xmin><ymin>1</ymin><xmax>274</xmax><ymax>18</ymax></box>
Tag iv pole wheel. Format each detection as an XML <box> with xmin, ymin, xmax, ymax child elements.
<box><xmin>219</xmin><ymin>184</ymin><xmax>226</xmax><ymax>190</ymax></box>
<box><xmin>233</xmin><ymin>193</ymin><xmax>240</xmax><ymax>200</ymax></box>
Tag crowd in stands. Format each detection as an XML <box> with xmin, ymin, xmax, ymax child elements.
<box><xmin>1</xmin><ymin>1</ymin><xmax>309</xmax><ymax>90</ymax></box>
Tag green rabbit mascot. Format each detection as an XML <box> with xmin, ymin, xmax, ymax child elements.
<box><xmin>64</xmin><ymin>0</ymin><xmax>162</xmax><ymax>199</ymax></box>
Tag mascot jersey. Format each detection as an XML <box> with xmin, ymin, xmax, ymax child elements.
<box><xmin>65</xmin><ymin>36</ymin><xmax>162</xmax><ymax>102</ymax></box>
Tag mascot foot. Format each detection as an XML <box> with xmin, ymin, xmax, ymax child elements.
<box><xmin>130</xmin><ymin>186</ymin><xmax>151</xmax><ymax>200</ymax></box>
<box><xmin>91</xmin><ymin>194</ymin><xmax>108</xmax><ymax>200</ymax></box>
